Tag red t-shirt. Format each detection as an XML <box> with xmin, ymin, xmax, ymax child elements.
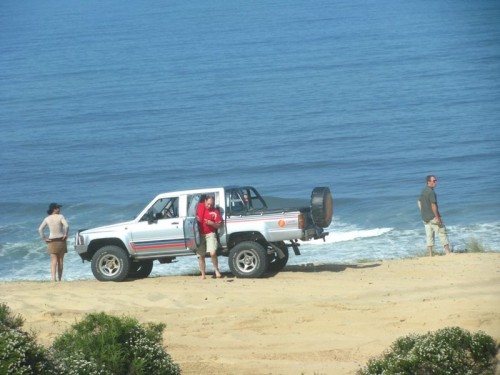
<box><xmin>197</xmin><ymin>201</ymin><xmax>222</xmax><ymax>234</ymax></box>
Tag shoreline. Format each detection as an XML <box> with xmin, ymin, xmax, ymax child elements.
<box><xmin>2</xmin><ymin>253</ymin><xmax>499</xmax><ymax>374</ymax></box>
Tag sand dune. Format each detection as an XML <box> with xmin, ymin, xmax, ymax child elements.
<box><xmin>1</xmin><ymin>253</ymin><xmax>499</xmax><ymax>374</ymax></box>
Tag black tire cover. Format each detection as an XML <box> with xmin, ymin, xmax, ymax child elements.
<box><xmin>311</xmin><ymin>187</ymin><xmax>333</xmax><ymax>228</ymax></box>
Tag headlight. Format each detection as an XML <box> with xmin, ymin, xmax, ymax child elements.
<box><xmin>76</xmin><ymin>234</ymin><xmax>84</xmax><ymax>246</ymax></box>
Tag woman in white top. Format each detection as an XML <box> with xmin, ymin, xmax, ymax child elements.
<box><xmin>38</xmin><ymin>203</ymin><xmax>69</xmax><ymax>281</ymax></box>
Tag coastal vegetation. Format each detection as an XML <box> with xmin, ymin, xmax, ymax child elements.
<box><xmin>358</xmin><ymin>326</ymin><xmax>498</xmax><ymax>375</ymax></box>
<box><xmin>413</xmin><ymin>238</ymin><xmax>490</xmax><ymax>257</ymax></box>
<box><xmin>2</xmin><ymin>302</ymin><xmax>498</xmax><ymax>374</ymax></box>
<box><xmin>0</xmin><ymin>303</ymin><xmax>180</xmax><ymax>375</ymax></box>
<box><xmin>466</xmin><ymin>238</ymin><xmax>488</xmax><ymax>253</ymax></box>
<box><xmin>0</xmin><ymin>303</ymin><xmax>55</xmax><ymax>374</ymax></box>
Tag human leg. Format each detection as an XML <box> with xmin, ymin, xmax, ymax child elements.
<box><xmin>211</xmin><ymin>253</ymin><xmax>221</xmax><ymax>278</ymax></box>
<box><xmin>198</xmin><ymin>256</ymin><xmax>206</xmax><ymax>279</ymax></box>
<box><xmin>197</xmin><ymin>236</ymin><xmax>207</xmax><ymax>279</ymax></box>
<box><xmin>443</xmin><ymin>244</ymin><xmax>451</xmax><ymax>255</ymax></box>
<box><xmin>50</xmin><ymin>254</ymin><xmax>58</xmax><ymax>281</ymax></box>
<box><xmin>424</xmin><ymin>221</ymin><xmax>435</xmax><ymax>256</ymax></box>
<box><xmin>437</xmin><ymin>224</ymin><xmax>451</xmax><ymax>255</ymax></box>
<box><xmin>427</xmin><ymin>246</ymin><xmax>433</xmax><ymax>257</ymax></box>
<box><xmin>206</xmin><ymin>233</ymin><xmax>221</xmax><ymax>277</ymax></box>
<box><xmin>56</xmin><ymin>253</ymin><xmax>65</xmax><ymax>281</ymax></box>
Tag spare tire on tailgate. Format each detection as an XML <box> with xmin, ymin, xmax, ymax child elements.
<box><xmin>311</xmin><ymin>187</ymin><xmax>333</xmax><ymax>228</ymax></box>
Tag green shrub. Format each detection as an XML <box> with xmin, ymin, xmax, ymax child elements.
<box><xmin>0</xmin><ymin>302</ymin><xmax>56</xmax><ymax>374</ymax></box>
<box><xmin>466</xmin><ymin>238</ymin><xmax>487</xmax><ymax>253</ymax></box>
<box><xmin>0</xmin><ymin>302</ymin><xmax>25</xmax><ymax>330</ymax></box>
<box><xmin>358</xmin><ymin>327</ymin><xmax>498</xmax><ymax>375</ymax></box>
<box><xmin>50</xmin><ymin>312</ymin><xmax>181</xmax><ymax>375</ymax></box>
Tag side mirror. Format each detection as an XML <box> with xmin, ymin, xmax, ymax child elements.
<box><xmin>147</xmin><ymin>209</ymin><xmax>157</xmax><ymax>224</ymax></box>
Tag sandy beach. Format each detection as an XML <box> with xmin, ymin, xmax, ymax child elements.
<box><xmin>1</xmin><ymin>253</ymin><xmax>499</xmax><ymax>374</ymax></box>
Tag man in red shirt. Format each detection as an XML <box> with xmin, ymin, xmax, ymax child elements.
<box><xmin>196</xmin><ymin>195</ymin><xmax>222</xmax><ymax>279</ymax></box>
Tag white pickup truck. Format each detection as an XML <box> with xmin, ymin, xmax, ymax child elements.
<box><xmin>75</xmin><ymin>186</ymin><xmax>333</xmax><ymax>281</ymax></box>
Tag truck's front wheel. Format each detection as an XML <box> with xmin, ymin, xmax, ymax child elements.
<box><xmin>91</xmin><ymin>245</ymin><xmax>130</xmax><ymax>282</ymax></box>
<box><xmin>229</xmin><ymin>241</ymin><xmax>268</xmax><ymax>278</ymax></box>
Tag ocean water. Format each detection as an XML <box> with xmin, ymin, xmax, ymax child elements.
<box><xmin>1</xmin><ymin>0</ymin><xmax>499</xmax><ymax>281</ymax></box>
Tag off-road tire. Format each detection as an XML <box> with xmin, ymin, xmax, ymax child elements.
<box><xmin>229</xmin><ymin>241</ymin><xmax>268</xmax><ymax>278</ymax></box>
<box><xmin>91</xmin><ymin>245</ymin><xmax>130</xmax><ymax>282</ymax></box>
<box><xmin>311</xmin><ymin>187</ymin><xmax>333</xmax><ymax>228</ymax></box>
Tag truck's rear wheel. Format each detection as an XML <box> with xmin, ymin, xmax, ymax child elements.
<box><xmin>229</xmin><ymin>241</ymin><xmax>268</xmax><ymax>278</ymax></box>
<box><xmin>91</xmin><ymin>245</ymin><xmax>130</xmax><ymax>282</ymax></box>
<box><xmin>127</xmin><ymin>260</ymin><xmax>153</xmax><ymax>279</ymax></box>
<box><xmin>311</xmin><ymin>187</ymin><xmax>333</xmax><ymax>228</ymax></box>
<box><xmin>267</xmin><ymin>241</ymin><xmax>289</xmax><ymax>272</ymax></box>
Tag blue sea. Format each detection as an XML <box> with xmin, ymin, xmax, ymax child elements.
<box><xmin>1</xmin><ymin>0</ymin><xmax>499</xmax><ymax>282</ymax></box>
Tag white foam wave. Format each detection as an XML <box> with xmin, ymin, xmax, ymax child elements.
<box><xmin>330</xmin><ymin>227</ymin><xmax>393</xmax><ymax>243</ymax></box>
<box><xmin>302</xmin><ymin>227</ymin><xmax>393</xmax><ymax>245</ymax></box>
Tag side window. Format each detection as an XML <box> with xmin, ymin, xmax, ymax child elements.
<box><xmin>229</xmin><ymin>189</ymin><xmax>254</xmax><ymax>211</ymax></box>
<box><xmin>187</xmin><ymin>194</ymin><xmax>202</xmax><ymax>217</ymax></box>
<box><xmin>143</xmin><ymin>197</ymin><xmax>179</xmax><ymax>221</ymax></box>
<box><xmin>230</xmin><ymin>190</ymin><xmax>245</xmax><ymax>211</ymax></box>
<box><xmin>162</xmin><ymin>197</ymin><xmax>179</xmax><ymax>218</ymax></box>
<box><xmin>241</xmin><ymin>189</ymin><xmax>252</xmax><ymax>209</ymax></box>
<box><xmin>228</xmin><ymin>188</ymin><xmax>266</xmax><ymax>212</ymax></box>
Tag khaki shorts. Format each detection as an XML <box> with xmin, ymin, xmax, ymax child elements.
<box><xmin>424</xmin><ymin>218</ymin><xmax>449</xmax><ymax>247</ymax></box>
<box><xmin>47</xmin><ymin>239</ymin><xmax>68</xmax><ymax>255</ymax></box>
<box><xmin>197</xmin><ymin>232</ymin><xmax>218</xmax><ymax>256</ymax></box>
